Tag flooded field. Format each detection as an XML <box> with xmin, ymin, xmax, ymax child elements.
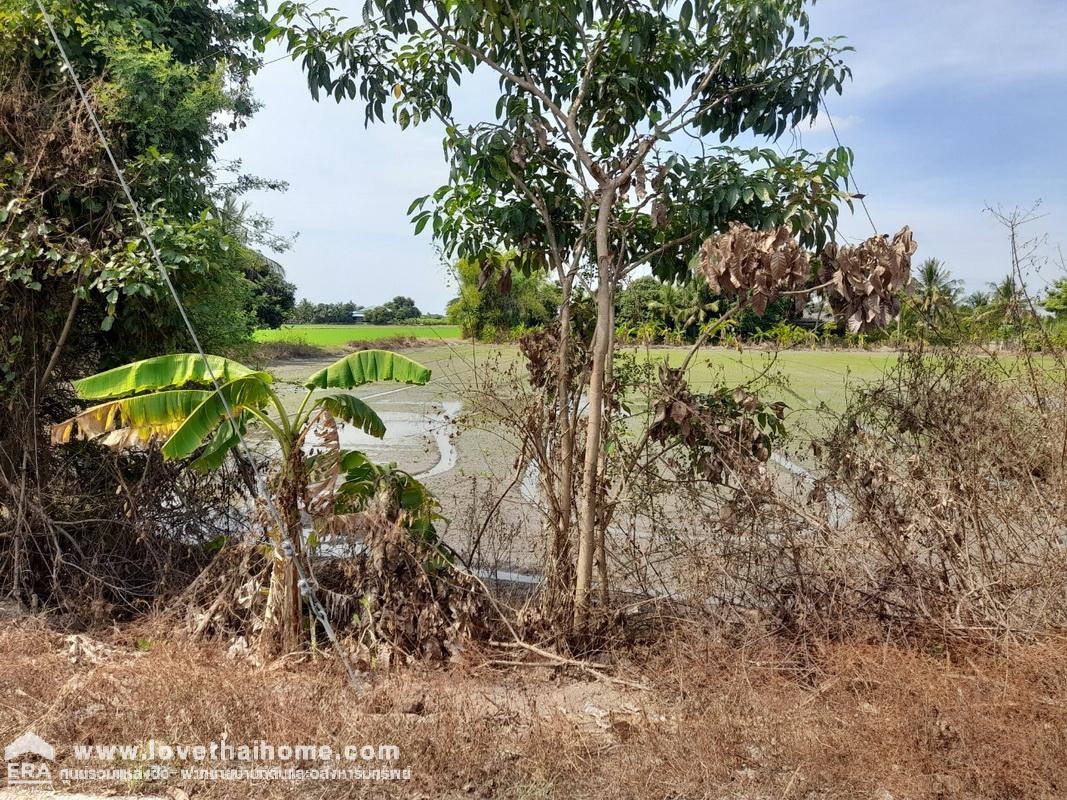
<box><xmin>264</xmin><ymin>342</ymin><xmax>897</xmax><ymax>578</ymax></box>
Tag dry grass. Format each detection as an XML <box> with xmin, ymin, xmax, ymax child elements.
<box><xmin>247</xmin><ymin>340</ymin><xmax>335</xmax><ymax>362</ymax></box>
<box><xmin>2</xmin><ymin>620</ymin><xmax>1065</xmax><ymax>799</ymax></box>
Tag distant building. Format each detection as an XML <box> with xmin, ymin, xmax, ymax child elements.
<box><xmin>350</xmin><ymin>311</ymin><xmax>365</xmax><ymax>323</ymax></box>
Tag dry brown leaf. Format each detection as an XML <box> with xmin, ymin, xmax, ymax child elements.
<box><xmin>695</xmin><ymin>222</ymin><xmax>810</xmax><ymax>315</ymax></box>
<box><xmin>819</xmin><ymin>226</ymin><xmax>917</xmax><ymax>333</ymax></box>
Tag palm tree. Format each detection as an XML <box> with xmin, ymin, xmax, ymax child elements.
<box><xmin>990</xmin><ymin>275</ymin><xmax>1021</xmax><ymax>307</ymax></box>
<box><xmin>910</xmin><ymin>258</ymin><xmax>961</xmax><ymax>324</ymax></box>
<box><xmin>963</xmin><ymin>290</ymin><xmax>991</xmax><ymax>309</ymax></box>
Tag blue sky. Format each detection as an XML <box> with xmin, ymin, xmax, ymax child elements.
<box><xmin>218</xmin><ymin>0</ymin><xmax>1067</xmax><ymax>313</ymax></box>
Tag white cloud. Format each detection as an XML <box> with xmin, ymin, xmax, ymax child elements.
<box><xmin>805</xmin><ymin>113</ymin><xmax>861</xmax><ymax>136</ymax></box>
<box><xmin>813</xmin><ymin>0</ymin><xmax>1067</xmax><ymax>96</ymax></box>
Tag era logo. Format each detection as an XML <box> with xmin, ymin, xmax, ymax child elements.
<box><xmin>5</xmin><ymin>731</ymin><xmax>54</xmax><ymax>786</ymax></box>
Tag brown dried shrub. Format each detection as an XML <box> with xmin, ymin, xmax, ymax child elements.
<box><xmin>808</xmin><ymin>350</ymin><xmax>1067</xmax><ymax>636</ymax></box>
<box><xmin>315</xmin><ymin>505</ymin><xmax>491</xmax><ymax>667</ymax></box>
<box><xmin>658</xmin><ymin>349</ymin><xmax>1067</xmax><ymax>641</ymax></box>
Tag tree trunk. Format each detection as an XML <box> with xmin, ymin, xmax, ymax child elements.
<box><xmin>545</xmin><ymin>283</ymin><xmax>576</xmax><ymax>617</ymax></box>
<box><xmin>574</xmin><ymin>184</ymin><xmax>616</xmax><ymax>627</ymax></box>
<box><xmin>595</xmin><ymin>296</ymin><xmax>614</xmax><ymax>606</ymax></box>
<box><xmin>260</xmin><ymin>455</ymin><xmax>304</xmax><ymax>657</ymax></box>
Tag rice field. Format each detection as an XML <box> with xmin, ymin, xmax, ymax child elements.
<box><xmin>253</xmin><ymin>323</ymin><xmax>462</xmax><ymax>346</ymax></box>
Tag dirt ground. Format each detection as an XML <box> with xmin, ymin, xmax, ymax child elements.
<box><xmin>0</xmin><ymin>618</ymin><xmax>1065</xmax><ymax>799</ymax></box>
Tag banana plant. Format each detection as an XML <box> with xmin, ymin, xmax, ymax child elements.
<box><xmin>53</xmin><ymin>349</ymin><xmax>433</xmax><ymax>655</ymax></box>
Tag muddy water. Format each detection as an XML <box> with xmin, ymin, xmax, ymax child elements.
<box><xmin>328</xmin><ymin>400</ymin><xmax>460</xmax><ymax>480</ymax></box>
<box><xmin>268</xmin><ymin>349</ymin><xmax>842</xmax><ymax>588</ymax></box>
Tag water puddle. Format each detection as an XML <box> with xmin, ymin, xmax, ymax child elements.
<box><xmin>307</xmin><ymin>398</ymin><xmax>461</xmax><ymax>480</ymax></box>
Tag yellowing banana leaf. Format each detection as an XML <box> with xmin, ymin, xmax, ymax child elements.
<box><xmin>303</xmin><ymin>349</ymin><xmax>431</xmax><ymax>390</ymax></box>
<box><xmin>74</xmin><ymin>353</ymin><xmax>266</xmax><ymax>401</ymax></box>
<box><xmin>51</xmin><ymin>390</ymin><xmax>213</xmax><ymax>446</ymax></box>
<box><xmin>162</xmin><ymin>376</ymin><xmax>274</xmax><ymax>461</ymax></box>
<box><xmin>314</xmin><ymin>394</ymin><xmax>387</xmax><ymax>438</ymax></box>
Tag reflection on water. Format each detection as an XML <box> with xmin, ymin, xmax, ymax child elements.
<box><xmin>306</xmin><ymin>399</ymin><xmax>462</xmax><ymax>479</ymax></box>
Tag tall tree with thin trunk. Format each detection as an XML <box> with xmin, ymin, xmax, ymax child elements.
<box><xmin>270</xmin><ymin>0</ymin><xmax>855</xmax><ymax>628</ymax></box>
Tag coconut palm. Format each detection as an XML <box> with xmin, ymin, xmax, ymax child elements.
<box><xmin>910</xmin><ymin>258</ymin><xmax>961</xmax><ymax>324</ymax></box>
<box><xmin>53</xmin><ymin>349</ymin><xmax>433</xmax><ymax>654</ymax></box>
<box><xmin>990</xmin><ymin>275</ymin><xmax>1022</xmax><ymax>308</ymax></box>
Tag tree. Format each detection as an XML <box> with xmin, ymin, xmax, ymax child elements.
<box><xmin>990</xmin><ymin>276</ymin><xmax>1023</xmax><ymax>317</ymax></box>
<box><xmin>53</xmin><ymin>349</ymin><xmax>433</xmax><ymax>654</ymax></box>
<box><xmin>286</xmin><ymin>300</ymin><xmax>363</xmax><ymax>324</ymax></box>
<box><xmin>1</xmin><ymin>0</ymin><xmax>283</xmax><ymax>602</ymax></box>
<box><xmin>1</xmin><ymin>0</ymin><xmax>273</xmax><ymax>371</ymax></box>
<box><xmin>245</xmin><ymin>255</ymin><xmax>297</xmax><ymax>329</ymax></box>
<box><xmin>272</xmin><ymin>0</ymin><xmax>857</xmax><ymax>626</ymax></box>
<box><xmin>447</xmin><ymin>253</ymin><xmax>561</xmax><ymax>339</ymax></box>
<box><xmin>1042</xmin><ymin>278</ymin><xmax>1067</xmax><ymax>318</ymax></box>
<box><xmin>909</xmin><ymin>258</ymin><xmax>960</xmax><ymax>327</ymax></box>
<box><xmin>218</xmin><ymin>197</ymin><xmax>298</xmax><ymax>330</ymax></box>
<box><xmin>364</xmin><ymin>296</ymin><xmax>423</xmax><ymax>324</ymax></box>
<box><xmin>616</xmin><ymin>276</ymin><xmax>679</xmax><ymax>332</ymax></box>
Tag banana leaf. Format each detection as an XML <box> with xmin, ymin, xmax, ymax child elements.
<box><xmin>51</xmin><ymin>390</ymin><xmax>212</xmax><ymax>446</ymax></box>
<box><xmin>190</xmin><ymin>412</ymin><xmax>249</xmax><ymax>471</ymax></box>
<box><xmin>162</xmin><ymin>376</ymin><xmax>274</xmax><ymax>460</ymax></box>
<box><xmin>74</xmin><ymin>354</ymin><xmax>265</xmax><ymax>401</ymax></box>
<box><xmin>313</xmin><ymin>394</ymin><xmax>387</xmax><ymax>438</ymax></box>
<box><xmin>303</xmin><ymin>350</ymin><xmax>431</xmax><ymax>390</ymax></box>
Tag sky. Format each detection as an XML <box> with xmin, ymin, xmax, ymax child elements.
<box><xmin>218</xmin><ymin>0</ymin><xmax>1067</xmax><ymax>314</ymax></box>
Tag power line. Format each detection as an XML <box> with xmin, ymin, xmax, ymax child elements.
<box><xmin>820</xmin><ymin>99</ymin><xmax>879</xmax><ymax>237</ymax></box>
<box><xmin>35</xmin><ymin>0</ymin><xmax>365</xmax><ymax>692</ymax></box>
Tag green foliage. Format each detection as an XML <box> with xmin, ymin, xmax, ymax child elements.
<box><xmin>616</xmin><ymin>276</ymin><xmax>680</xmax><ymax>331</ymax></box>
<box><xmin>363</xmin><ymin>296</ymin><xmax>422</xmax><ymax>324</ymax></box>
<box><xmin>161</xmin><ymin>375</ymin><xmax>276</xmax><ymax>460</ymax></box>
<box><xmin>906</xmin><ymin>258</ymin><xmax>960</xmax><ymax>332</ymax></box>
<box><xmin>74</xmin><ymin>353</ymin><xmax>261</xmax><ymax>400</ymax></box>
<box><xmin>0</xmin><ymin>0</ymin><xmax>274</xmax><ymax>403</ymax></box>
<box><xmin>53</xmin><ymin>347</ymin><xmax>440</xmax><ymax>646</ymax></box>
<box><xmin>304</xmin><ymin>349</ymin><xmax>433</xmax><ymax>390</ymax></box>
<box><xmin>615</xmin><ymin>275</ymin><xmax>799</xmax><ymax>343</ymax></box>
<box><xmin>446</xmin><ymin>254</ymin><xmax>561</xmax><ymax>340</ymax></box>
<box><xmin>287</xmin><ymin>300</ymin><xmax>365</xmax><ymax>324</ymax></box>
<box><xmin>58</xmin><ymin>349</ymin><xmax>431</xmax><ymax>474</ymax></box>
<box><xmin>271</xmin><ymin>0</ymin><xmax>854</xmax><ymax>286</ymax></box>
<box><xmin>314</xmin><ymin>394</ymin><xmax>386</xmax><ymax>438</ymax></box>
<box><xmin>243</xmin><ymin>253</ymin><xmax>297</xmax><ymax>329</ymax></box>
<box><xmin>1043</xmin><ymin>278</ymin><xmax>1067</xmax><ymax>318</ymax></box>
<box><xmin>751</xmin><ymin>321</ymin><xmax>818</xmax><ymax>349</ymax></box>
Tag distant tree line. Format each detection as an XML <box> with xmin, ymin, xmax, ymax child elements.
<box><xmin>449</xmin><ymin>249</ymin><xmax>1067</xmax><ymax>348</ymax></box>
<box><xmin>285</xmin><ymin>296</ymin><xmax>443</xmax><ymax>325</ymax></box>
<box><xmin>446</xmin><ymin>254</ymin><xmax>797</xmax><ymax>343</ymax></box>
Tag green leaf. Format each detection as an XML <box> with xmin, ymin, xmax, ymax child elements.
<box><xmin>314</xmin><ymin>395</ymin><xmax>387</xmax><ymax>438</ymax></box>
<box><xmin>162</xmin><ymin>376</ymin><xmax>275</xmax><ymax>460</ymax></box>
<box><xmin>190</xmin><ymin>413</ymin><xmax>248</xmax><ymax>471</ymax></box>
<box><xmin>303</xmin><ymin>349</ymin><xmax>431</xmax><ymax>390</ymax></box>
<box><xmin>52</xmin><ymin>390</ymin><xmax>213</xmax><ymax>446</ymax></box>
<box><xmin>75</xmin><ymin>354</ymin><xmax>264</xmax><ymax>401</ymax></box>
